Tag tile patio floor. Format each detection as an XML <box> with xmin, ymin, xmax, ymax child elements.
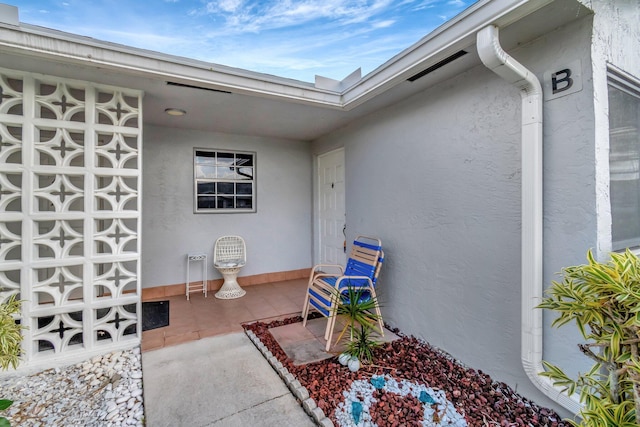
<box><xmin>141</xmin><ymin>277</ymin><xmax>398</xmax><ymax>358</ymax></box>
<box><xmin>141</xmin><ymin>278</ymin><xmax>309</xmax><ymax>352</ymax></box>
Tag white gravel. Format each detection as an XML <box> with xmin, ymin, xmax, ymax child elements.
<box><xmin>0</xmin><ymin>347</ymin><xmax>144</xmax><ymax>426</ymax></box>
<box><xmin>334</xmin><ymin>374</ymin><xmax>468</xmax><ymax>427</ymax></box>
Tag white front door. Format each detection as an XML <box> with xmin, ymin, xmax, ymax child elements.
<box><xmin>317</xmin><ymin>148</ymin><xmax>346</xmax><ymax>266</ymax></box>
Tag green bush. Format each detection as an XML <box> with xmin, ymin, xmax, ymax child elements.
<box><xmin>0</xmin><ymin>295</ymin><xmax>22</xmax><ymax>371</ymax></box>
<box><xmin>538</xmin><ymin>250</ymin><xmax>640</xmax><ymax>426</ymax></box>
<box><xmin>0</xmin><ymin>294</ymin><xmax>23</xmax><ymax>427</ymax></box>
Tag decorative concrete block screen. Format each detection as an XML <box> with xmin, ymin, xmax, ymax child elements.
<box><xmin>0</xmin><ymin>67</ymin><xmax>142</xmax><ymax>368</ymax></box>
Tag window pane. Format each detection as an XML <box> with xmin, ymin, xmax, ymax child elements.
<box><xmin>197</xmin><ymin>196</ymin><xmax>216</xmax><ymax>209</ymax></box>
<box><xmin>195</xmin><ymin>165</ymin><xmax>216</xmax><ymax>179</ymax></box>
<box><xmin>216</xmin><ymin>182</ymin><xmax>234</xmax><ymax>194</ymax></box>
<box><xmin>216</xmin><ymin>152</ymin><xmax>234</xmax><ymax>166</ymax></box>
<box><xmin>236</xmin><ymin>183</ymin><xmax>252</xmax><ymax>195</ymax></box>
<box><xmin>609</xmin><ymin>82</ymin><xmax>640</xmax><ymax>250</ymax></box>
<box><xmin>216</xmin><ymin>166</ymin><xmax>237</xmax><ymax>179</ymax></box>
<box><xmin>197</xmin><ymin>182</ymin><xmax>215</xmax><ymax>194</ymax></box>
<box><xmin>217</xmin><ymin>196</ymin><xmax>234</xmax><ymax>209</ymax></box>
<box><xmin>237</xmin><ymin>167</ymin><xmax>253</xmax><ymax>180</ymax></box>
<box><xmin>195</xmin><ymin>150</ymin><xmax>216</xmax><ymax>160</ymax></box>
<box><xmin>236</xmin><ymin>197</ymin><xmax>252</xmax><ymax>209</ymax></box>
<box><xmin>195</xmin><ymin>151</ymin><xmax>216</xmax><ymax>178</ymax></box>
<box><xmin>236</xmin><ymin>153</ymin><xmax>253</xmax><ymax>167</ymax></box>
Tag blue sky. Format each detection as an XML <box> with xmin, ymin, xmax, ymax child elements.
<box><xmin>13</xmin><ymin>0</ymin><xmax>478</xmax><ymax>83</ymax></box>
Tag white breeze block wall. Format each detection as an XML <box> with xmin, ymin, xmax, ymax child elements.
<box><xmin>0</xmin><ymin>67</ymin><xmax>142</xmax><ymax>370</ymax></box>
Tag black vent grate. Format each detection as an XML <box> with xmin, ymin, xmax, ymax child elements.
<box><xmin>166</xmin><ymin>81</ymin><xmax>232</xmax><ymax>94</ymax></box>
<box><xmin>407</xmin><ymin>50</ymin><xmax>468</xmax><ymax>82</ymax></box>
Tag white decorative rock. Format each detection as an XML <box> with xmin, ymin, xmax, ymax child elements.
<box><xmin>347</xmin><ymin>356</ymin><xmax>360</xmax><ymax>372</ymax></box>
<box><xmin>338</xmin><ymin>353</ymin><xmax>351</xmax><ymax>366</ymax></box>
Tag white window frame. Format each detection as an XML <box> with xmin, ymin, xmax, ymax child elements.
<box><xmin>193</xmin><ymin>148</ymin><xmax>256</xmax><ymax>213</ymax></box>
<box><xmin>608</xmin><ymin>67</ymin><xmax>640</xmax><ymax>251</ymax></box>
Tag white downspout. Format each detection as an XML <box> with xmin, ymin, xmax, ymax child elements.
<box><xmin>476</xmin><ymin>25</ymin><xmax>581</xmax><ymax>414</ymax></box>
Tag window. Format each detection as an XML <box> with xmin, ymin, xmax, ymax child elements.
<box><xmin>608</xmin><ymin>69</ymin><xmax>640</xmax><ymax>250</ymax></box>
<box><xmin>194</xmin><ymin>149</ymin><xmax>256</xmax><ymax>213</ymax></box>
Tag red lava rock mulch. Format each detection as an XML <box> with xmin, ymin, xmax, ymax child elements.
<box><xmin>244</xmin><ymin>315</ymin><xmax>571</xmax><ymax>427</ymax></box>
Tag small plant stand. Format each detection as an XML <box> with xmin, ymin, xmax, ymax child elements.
<box><xmin>186</xmin><ymin>253</ymin><xmax>207</xmax><ymax>300</ymax></box>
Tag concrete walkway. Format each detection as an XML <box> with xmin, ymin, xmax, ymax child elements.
<box><xmin>141</xmin><ymin>332</ymin><xmax>315</xmax><ymax>427</ymax></box>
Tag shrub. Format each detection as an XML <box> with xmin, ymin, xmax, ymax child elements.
<box><xmin>0</xmin><ymin>294</ymin><xmax>22</xmax><ymax>370</ymax></box>
<box><xmin>538</xmin><ymin>250</ymin><xmax>640</xmax><ymax>426</ymax></box>
<box><xmin>0</xmin><ymin>294</ymin><xmax>23</xmax><ymax>427</ymax></box>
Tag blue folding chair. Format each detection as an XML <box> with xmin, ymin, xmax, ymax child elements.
<box><xmin>301</xmin><ymin>236</ymin><xmax>384</xmax><ymax>351</ymax></box>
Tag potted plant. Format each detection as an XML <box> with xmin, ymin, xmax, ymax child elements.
<box><xmin>537</xmin><ymin>249</ymin><xmax>640</xmax><ymax>426</ymax></box>
<box><xmin>0</xmin><ymin>294</ymin><xmax>24</xmax><ymax>427</ymax></box>
<box><xmin>334</xmin><ymin>286</ymin><xmax>382</xmax><ymax>371</ymax></box>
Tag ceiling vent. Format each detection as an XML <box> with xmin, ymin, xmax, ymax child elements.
<box><xmin>166</xmin><ymin>81</ymin><xmax>232</xmax><ymax>94</ymax></box>
<box><xmin>407</xmin><ymin>50</ymin><xmax>468</xmax><ymax>82</ymax></box>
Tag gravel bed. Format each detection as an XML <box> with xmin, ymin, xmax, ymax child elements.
<box><xmin>0</xmin><ymin>347</ymin><xmax>144</xmax><ymax>426</ymax></box>
<box><xmin>244</xmin><ymin>316</ymin><xmax>571</xmax><ymax>427</ymax></box>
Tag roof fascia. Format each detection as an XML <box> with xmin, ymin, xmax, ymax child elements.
<box><xmin>0</xmin><ymin>0</ymin><xmax>554</xmax><ymax>111</ymax></box>
<box><xmin>0</xmin><ymin>22</ymin><xmax>344</xmax><ymax>108</ymax></box>
<box><xmin>341</xmin><ymin>0</ymin><xmax>555</xmax><ymax>110</ymax></box>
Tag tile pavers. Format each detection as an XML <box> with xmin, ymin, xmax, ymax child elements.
<box><xmin>141</xmin><ymin>278</ymin><xmax>308</xmax><ymax>351</ymax></box>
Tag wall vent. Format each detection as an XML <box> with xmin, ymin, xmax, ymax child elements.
<box><xmin>166</xmin><ymin>81</ymin><xmax>232</xmax><ymax>94</ymax></box>
<box><xmin>407</xmin><ymin>50</ymin><xmax>468</xmax><ymax>82</ymax></box>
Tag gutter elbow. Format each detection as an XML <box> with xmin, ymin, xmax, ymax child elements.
<box><xmin>477</xmin><ymin>26</ymin><xmax>543</xmax><ymax>97</ymax></box>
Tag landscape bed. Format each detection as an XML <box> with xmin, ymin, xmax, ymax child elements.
<box><xmin>244</xmin><ymin>316</ymin><xmax>571</xmax><ymax>427</ymax></box>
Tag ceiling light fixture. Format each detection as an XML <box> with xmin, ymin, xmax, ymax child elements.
<box><xmin>165</xmin><ymin>108</ymin><xmax>186</xmax><ymax>116</ymax></box>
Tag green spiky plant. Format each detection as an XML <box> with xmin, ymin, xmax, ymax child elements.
<box><xmin>537</xmin><ymin>249</ymin><xmax>640</xmax><ymax>426</ymax></box>
<box><xmin>345</xmin><ymin>323</ymin><xmax>381</xmax><ymax>364</ymax></box>
<box><xmin>334</xmin><ymin>286</ymin><xmax>382</xmax><ymax>363</ymax></box>
<box><xmin>0</xmin><ymin>294</ymin><xmax>23</xmax><ymax>427</ymax></box>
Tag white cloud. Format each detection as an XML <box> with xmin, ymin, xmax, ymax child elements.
<box><xmin>411</xmin><ymin>0</ymin><xmax>440</xmax><ymax>9</ymax></box>
<box><xmin>206</xmin><ymin>0</ymin><xmax>244</xmax><ymax>13</ymax></box>
<box><xmin>199</xmin><ymin>0</ymin><xmax>396</xmax><ymax>34</ymax></box>
<box><xmin>371</xmin><ymin>19</ymin><xmax>395</xmax><ymax>29</ymax></box>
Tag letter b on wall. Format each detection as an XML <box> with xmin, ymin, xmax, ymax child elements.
<box><xmin>552</xmin><ymin>69</ymin><xmax>573</xmax><ymax>93</ymax></box>
<box><xmin>544</xmin><ymin>60</ymin><xmax>582</xmax><ymax>100</ymax></box>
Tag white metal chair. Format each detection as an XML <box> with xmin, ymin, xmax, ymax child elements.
<box><xmin>213</xmin><ymin>235</ymin><xmax>247</xmax><ymax>299</ymax></box>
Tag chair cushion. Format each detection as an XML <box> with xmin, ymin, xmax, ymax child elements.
<box><xmin>215</xmin><ymin>259</ymin><xmax>244</xmax><ymax>268</ymax></box>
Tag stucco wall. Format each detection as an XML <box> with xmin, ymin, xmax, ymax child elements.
<box><xmin>590</xmin><ymin>0</ymin><xmax>640</xmax><ymax>257</ymax></box>
<box><xmin>142</xmin><ymin>125</ymin><xmax>312</xmax><ymax>288</ymax></box>
<box><xmin>312</xmin><ymin>15</ymin><xmax>596</xmax><ymax>413</ymax></box>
